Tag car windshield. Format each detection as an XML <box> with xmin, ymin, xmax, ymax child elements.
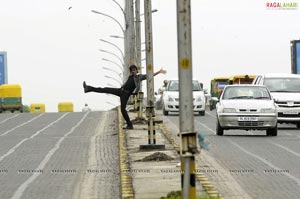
<box><xmin>223</xmin><ymin>86</ymin><xmax>271</xmax><ymax>100</ymax></box>
<box><xmin>167</xmin><ymin>81</ymin><xmax>202</xmax><ymax>91</ymax></box>
<box><xmin>214</xmin><ymin>80</ymin><xmax>228</xmax><ymax>89</ymax></box>
<box><xmin>264</xmin><ymin>78</ymin><xmax>300</xmax><ymax>92</ymax></box>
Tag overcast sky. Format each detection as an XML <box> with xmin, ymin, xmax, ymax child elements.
<box><xmin>1</xmin><ymin>0</ymin><xmax>299</xmax><ymax>112</ymax></box>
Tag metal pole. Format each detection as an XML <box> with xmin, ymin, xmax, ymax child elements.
<box><xmin>124</xmin><ymin>0</ymin><xmax>130</xmax><ymax>78</ymax></box>
<box><xmin>177</xmin><ymin>0</ymin><xmax>197</xmax><ymax>198</ymax></box>
<box><xmin>144</xmin><ymin>0</ymin><xmax>155</xmax><ymax>144</ymax></box>
<box><xmin>129</xmin><ymin>0</ymin><xmax>135</xmax><ymax>65</ymax></box>
<box><xmin>291</xmin><ymin>40</ymin><xmax>295</xmax><ymax>74</ymax></box>
<box><xmin>135</xmin><ymin>0</ymin><xmax>142</xmax><ymax>76</ymax></box>
<box><xmin>135</xmin><ymin>0</ymin><xmax>144</xmax><ymax>120</ymax></box>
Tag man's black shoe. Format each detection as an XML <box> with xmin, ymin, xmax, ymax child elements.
<box><xmin>83</xmin><ymin>81</ymin><xmax>88</xmax><ymax>93</ymax></box>
<box><xmin>123</xmin><ymin>125</ymin><xmax>134</xmax><ymax>130</ymax></box>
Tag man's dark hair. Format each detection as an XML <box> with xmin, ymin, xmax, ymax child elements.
<box><xmin>129</xmin><ymin>65</ymin><xmax>138</xmax><ymax>71</ymax></box>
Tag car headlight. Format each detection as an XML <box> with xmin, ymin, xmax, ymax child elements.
<box><xmin>223</xmin><ymin>108</ymin><xmax>236</xmax><ymax>113</ymax></box>
<box><xmin>168</xmin><ymin>96</ymin><xmax>175</xmax><ymax>102</ymax></box>
<box><xmin>260</xmin><ymin>108</ymin><xmax>276</xmax><ymax>113</ymax></box>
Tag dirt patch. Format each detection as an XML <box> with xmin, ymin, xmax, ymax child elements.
<box><xmin>136</xmin><ymin>152</ymin><xmax>174</xmax><ymax>162</ymax></box>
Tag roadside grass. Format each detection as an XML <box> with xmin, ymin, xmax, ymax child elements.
<box><xmin>160</xmin><ymin>190</ymin><xmax>222</xmax><ymax>199</ymax></box>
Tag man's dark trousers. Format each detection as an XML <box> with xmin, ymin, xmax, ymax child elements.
<box><xmin>88</xmin><ymin>87</ymin><xmax>132</xmax><ymax>127</ymax></box>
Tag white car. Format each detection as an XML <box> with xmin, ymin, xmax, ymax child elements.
<box><xmin>253</xmin><ymin>73</ymin><xmax>300</xmax><ymax>128</ymax></box>
<box><xmin>215</xmin><ymin>85</ymin><xmax>278</xmax><ymax>136</ymax></box>
<box><xmin>162</xmin><ymin>80</ymin><xmax>206</xmax><ymax>116</ymax></box>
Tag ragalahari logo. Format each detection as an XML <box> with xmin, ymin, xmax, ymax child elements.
<box><xmin>266</xmin><ymin>2</ymin><xmax>298</xmax><ymax>10</ymax></box>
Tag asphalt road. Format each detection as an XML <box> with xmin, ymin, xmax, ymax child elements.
<box><xmin>0</xmin><ymin>111</ymin><xmax>120</xmax><ymax>199</ymax></box>
<box><xmin>164</xmin><ymin>109</ymin><xmax>300</xmax><ymax>199</ymax></box>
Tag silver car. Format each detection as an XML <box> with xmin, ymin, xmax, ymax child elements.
<box><xmin>215</xmin><ymin>85</ymin><xmax>278</xmax><ymax>136</ymax></box>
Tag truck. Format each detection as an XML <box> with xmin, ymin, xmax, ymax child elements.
<box><xmin>0</xmin><ymin>84</ymin><xmax>23</xmax><ymax>113</ymax></box>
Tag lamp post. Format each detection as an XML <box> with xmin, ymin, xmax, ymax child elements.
<box><xmin>110</xmin><ymin>35</ymin><xmax>124</xmax><ymax>39</ymax></box>
<box><xmin>99</xmin><ymin>49</ymin><xmax>124</xmax><ymax>66</ymax></box>
<box><xmin>91</xmin><ymin>10</ymin><xmax>125</xmax><ymax>33</ymax></box>
<box><xmin>102</xmin><ymin>58</ymin><xmax>124</xmax><ymax>72</ymax></box>
<box><xmin>102</xmin><ymin>66</ymin><xmax>123</xmax><ymax>79</ymax></box>
<box><xmin>92</xmin><ymin>8</ymin><xmax>129</xmax><ymax>81</ymax></box>
<box><xmin>104</xmin><ymin>75</ymin><xmax>122</xmax><ymax>86</ymax></box>
<box><xmin>99</xmin><ymin>39</ymin><xmax>124</xmax><ymax>59</ymax></box>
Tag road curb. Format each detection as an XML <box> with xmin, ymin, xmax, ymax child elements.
<box><xmin>118</xmin><ymin>107</ymin><xmax>134</xmax><ymax>199</ymax></box>
<box><xmin>159</xmin><ymin>123</ymin><xmax>224</xmax><ymax>199</ymax></box>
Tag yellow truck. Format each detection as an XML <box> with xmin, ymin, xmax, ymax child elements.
<box><xmin>210</xmin><ymin>76</ymin><xmax>230</xmax><ymax>110</ymax></box>
<box><xmin>228</xmin><ymin>74</ymin><xmax>256</xmax><ymax>85</ymax></box>
<box><xmin>0</xmin><ymin>84</ymin><xmax>23</xmax><ymax>113</ymax></box>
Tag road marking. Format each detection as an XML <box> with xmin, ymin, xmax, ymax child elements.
<box><xmin>0</xmin><ymin>114</ymin><xmax>20</xmax><ymax>124</ymax></box>
<box><xmin>75</xmin><ymin>112</ymin><xmax>107</xmax><ymax>199</ymax></box>
<box><xmin>196</xmin><ymin>119</ymin><xmax>300</xmax><ymax>187</ymax></box>
<box><xmin>10</xmin><ymin>112</ymin><xmax>89</xmax><ymax>199</ymax></box>
<box><xmin>196</xmin><ymin>121</ymin><xmax>215</xmax><ymax>134</ymax></box>
<box><xmin>0</xmin><ymin>113</ymin><xmax>44</xmax><ymax>136</ymax></box>
<box><xmin>205</xmin><ymin>111</ymin><xmax>217</xmax><ymax>119</ymax></box>
<box><xmin>0</xmin><ymin>113</ymin><xmax>68</xmax><ymax>163</ymax></box>
<box><xmin>269</xmin><ymin>141</ymin><xmax>300</xmax><ymax>159</ymax></box>
<box><xmin>228</xmin><ymin>139</ymin><xmax>300</xmax><ymax>187</ymax></box>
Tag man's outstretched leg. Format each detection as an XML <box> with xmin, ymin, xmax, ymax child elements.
<box><xmin>83</xmin><ymin>81</ymin><xmax>120</xmax><ymax>96</ymax></box>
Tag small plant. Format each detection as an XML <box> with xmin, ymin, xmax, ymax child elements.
<box><xmin>161</xmin><ymin>190</ymin><xmax>222</xmax><ymax>199</ymax></box>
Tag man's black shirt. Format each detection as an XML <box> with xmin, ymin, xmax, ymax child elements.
<box><xmin>122</xmin><ymin>75</ymin><xmax>135</xmax><ymax>93</ymax></box>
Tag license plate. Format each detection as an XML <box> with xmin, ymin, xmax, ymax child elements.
<box><xmin>238</xmin><ymin>117</ymin><xmax>258</xmax><ymax>121</ymax></box>
<box><xmin>283</xmin><ymin>111</ymin><xmax>299</xmax><ymax>115</ymax></box>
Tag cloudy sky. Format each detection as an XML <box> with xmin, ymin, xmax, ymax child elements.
<box><xmin>1</xmin><ymin>0</ymin><xmax>299</xmax><ymax>112</ymax></box>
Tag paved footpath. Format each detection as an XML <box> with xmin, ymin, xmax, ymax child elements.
<box><xmin>119</xmin><ymin>109</ymin><xmax>206</xmax><ymax>199</ymax></box>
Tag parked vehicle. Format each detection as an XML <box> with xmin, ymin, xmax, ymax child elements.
<box><xmin>0</xmin><ymin>84</ymin><xmax>23</xmax><ymax>113</ymax></box>
<box><xmin>253</xmin><ymin>73</ymin><xmax>300</xmax><ymax>128</ymax></box>
<box><xmin>162</xmin><ymin>80</ymin><xmax>206</xmax><ymax>116</ymax></box>
<box><xmin>215</xmin><ymin>85</ymin><xmax>278</xmax><ymax>136</ymax></box>
<box><xmin>209</xmin><ymin>76</ymin><xmax>229</xmax><ymax>110</ymax></box>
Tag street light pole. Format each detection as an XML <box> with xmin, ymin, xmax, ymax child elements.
<box><xmin>102</xmin><ymin>66</ymin><xmax>123</xmax><ymax>79</ymax></box>
<box><xmin>177</xmin><ymin>1</ymin><xmax>197</xmax><ymax>198</ymax></box>
<box><xmin>144</xmin><ymin>0</ymin><xmax>155</xmax><ymax>108</ymax></box>
<box><xmin>91</xmin><ymin>10</ymin><xmax>125</xmax><ymax>33</ymax></box>
<box><xmin>144</xmin><ymin>0</ymin><xmax>159</xmax><ymax>147</ymax></box>
<box><xmin>91</xmin><ymin>8</ymin><xmax>128</xmax><ymax>82</ymax></box>
<box><xmin>99</xmin><ymin>49</ymin><xmax>124</xmax><ymax>66</ymax></box>
<box><xmin>135</xmin><ymin>0</ymin><xmax>142</xmax><ymax>84</ymax></box>
<box><xmin>102</xmin><ymin>58</ymin><xmax>123</xmax><ymax>72</ymax></box>
<box><xmin>99</xmin><ymin>39</ymin><xmax>124</xmax><ymax>59</ymax></box>
<box><xmin>129</xmin><ymin>0</ymin><xmax>135</xmax><ymax>66</ymax></box>
<box><xmin>104</xmin><ymin>75</ymin><xmax>122</xmax><ymax>86</ymax></box>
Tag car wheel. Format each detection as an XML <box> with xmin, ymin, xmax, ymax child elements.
<box><xmin>266</xmin><ymin>125</ymin><xmax>277</xmax><ymax>136</ymax></box>
<box><xmin>163</xmin><ymin>107</ymin><xmax>168</xmax><ymax>116</ymax></box>
<box><xmin>297</xmin><ymin>123</ymin><xmax>300</xmax><ymax>129</ymax></box>
<box><xmin>216</xmin><ymin>119</ymin><xmax>224</xmax><ymax>136</ymax></box>
<box><xmin>199</xmin><ymin>111</ymin><xmax>205</xmax><ymax>116</ymax></box>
